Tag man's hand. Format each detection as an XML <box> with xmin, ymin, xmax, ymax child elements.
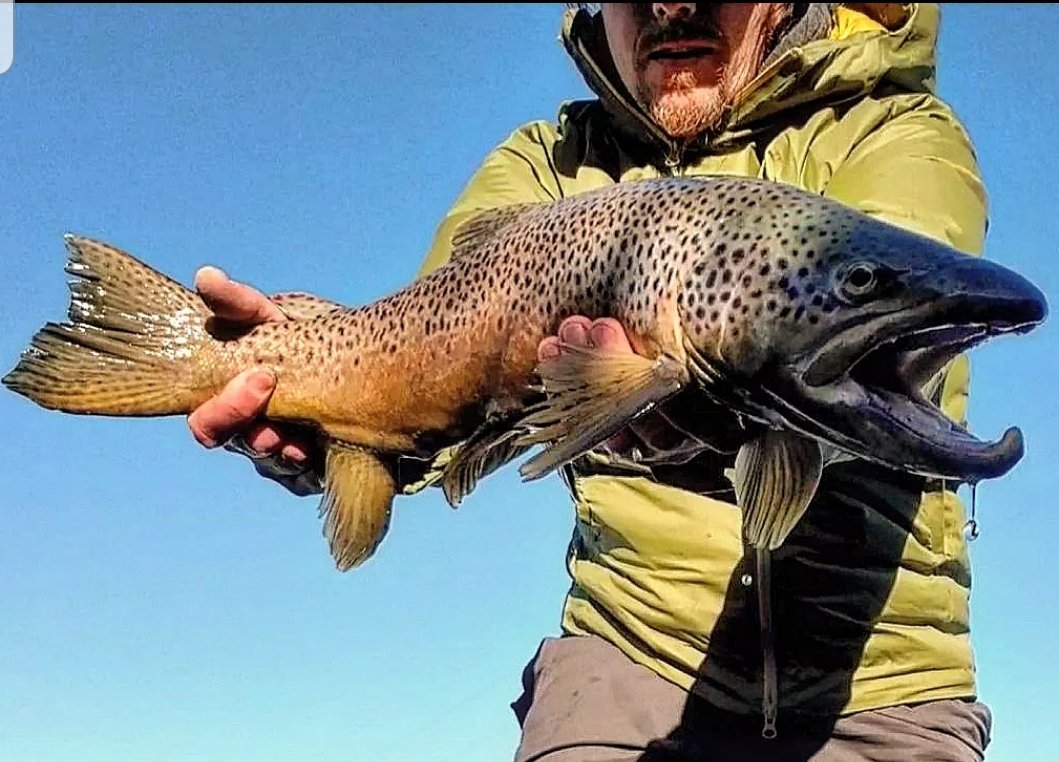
<box><xmin>536</xmin><ymin>316</ymin><xmax>713</xmax><ymax>463</ymax></box>
<box><xmin>187</xmin><ymin>266</ymin><xmax>322</xmax><ymax>496</ymax></box>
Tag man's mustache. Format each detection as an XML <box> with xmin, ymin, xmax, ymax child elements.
<box><xmin>636</xmin><ymin>16</ymin><xmax>724</xmax><ymax>63</ymax></box>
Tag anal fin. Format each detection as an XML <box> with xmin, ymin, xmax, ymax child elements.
<box><xmin>515</xmin><ymin>343</ymin><xmax>688</xmax><ymax>481</ymax></box>
<box><xmin>319</xmin><ymin>443</ymin><xmax>397</xmax><ymax>571</ymax></box>
<box><xmin>731</xmin><ymin>430</ymin><xmax>823</xmax><ymax>550</ymax></box>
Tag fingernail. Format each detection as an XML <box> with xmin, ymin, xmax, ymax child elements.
<box><xmin>282</xmin><ymin>444</ymin><xmax>307</xmax><ymax>465</ymax></box>
<box><xmin>591</xmin><ymin>322</ymin><xmax>616</xmax><ymax>342</ymax></box>
<box><xmin>195</xmin><ymin>266</ymin><xmax>228</xmax><ymax>291</ymax></box>
<box><xmin>559</xmin><ymin>322</ymin><xmax>587</xmax><ymax>345</ymax></box>
<box><xmin>539</xmin><ymin>342</ymin><xmax>561</xmax><ymax>360</ymax></box>
<box><xmin>199</xmin><ymin>265</ymin><xmax>227</xmax><ymax>279</ymax></box>
<box><xmin>248</xmin><ymin>369</ymin><xmax>275</xmax><ymax>395</ymax></box>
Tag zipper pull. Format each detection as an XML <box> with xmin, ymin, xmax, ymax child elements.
<box><xmin>762</xmin><ymin>703</ymin><xmax>778</xmax><ymax>740</ymax></box>
<box><xmin>964</xmin><ymin>481</ymin><xmax>980</xmax><ymax>541</ymax></box>
<box><xmin>663</xmin><ymin>141</ymin><xmax>685</xmax><ymax>174</ymax></box>
<box><xmin>756</xmin><ymin>548</ymin><xmax>779</xmax><ymax>740</ymax></box>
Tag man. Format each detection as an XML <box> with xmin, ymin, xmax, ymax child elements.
<box><xmin>188</xmin><ymin>4</ymin><xmax>994</xmax><ymax>759</ymax></box>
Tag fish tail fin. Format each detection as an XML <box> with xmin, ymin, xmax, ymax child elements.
<box><xmin>2</xmin><ymin>234</ymin><xmax>215</xmax><ymax>416</ymax></box>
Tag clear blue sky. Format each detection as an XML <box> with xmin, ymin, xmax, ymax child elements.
<box><xmin>0</xmin><ymin>5</ymin><xmax>1056</xmax><ymax>762</ymax></box>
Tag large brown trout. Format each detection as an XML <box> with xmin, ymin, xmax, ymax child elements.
<box><xmin>3</xmin><ymin>176</ymin><xmax>1047</xmax><ymax>572</ymax></box>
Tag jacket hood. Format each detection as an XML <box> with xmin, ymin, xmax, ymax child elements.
<box><xmin>559</xmin><ymin>3</ymin><xmax>940</xmax><ymax>164</ymax></box>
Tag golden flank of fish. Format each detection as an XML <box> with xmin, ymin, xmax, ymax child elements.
<box><xmin>3</xmin><ymin>176</ymin><xmax>1047</xmax><ymax>572</ymax></box>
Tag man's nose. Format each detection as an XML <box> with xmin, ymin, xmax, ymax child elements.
<box><xmin>651</xmin><ymin>3</ymin><xmax>696</xmax><ymax>21</ymax></box>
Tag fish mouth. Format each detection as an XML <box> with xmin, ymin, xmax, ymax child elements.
<box><xmin>773</xmin><ymin>290</ymin><xmax>1047</xmax><ymax>484</ymax></box>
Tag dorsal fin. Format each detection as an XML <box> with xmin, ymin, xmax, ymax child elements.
<box><xmin>269</xmin><ymin>292</ymin><xmax>345</xmax><ymax>320</ymax></box>
<box><xmin>450</xmin><ymin>203</ymin><xmax>540</xmax><ymax>259</ymax></box>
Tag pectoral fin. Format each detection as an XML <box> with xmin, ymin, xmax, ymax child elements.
<box><xmin>515</xmin><ymin>343</ymin><xmax>689</xmax><ymax>481</ymax></box>
<box><xmin>441</xmin><ymin>424</ymin><xmax>530</xmax><ymax>509</ymax></box>
<box><xmin>319</xmin><ymin>443</ymin><xmax>397</xmax><ymax>572</ymax></box>
<box><xmin>731</xmin><ymin>430</ymin><xmax>823</xmax><ymax>550</ymax></box>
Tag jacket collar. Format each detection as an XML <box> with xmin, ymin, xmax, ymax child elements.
<box><xmin>559</xmin><ymin>4</ymin><xmax>931</xmax><ymax>168</ymax></box>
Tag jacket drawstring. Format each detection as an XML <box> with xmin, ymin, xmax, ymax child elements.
<box><xmin>756</xmin><ymin>547</ymin><xmax>778</xmax><ymax>739</ymax></box>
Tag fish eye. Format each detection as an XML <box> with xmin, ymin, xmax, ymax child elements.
<box><xmin>841</xmin><ymin>263</ymin><xmax>877</xmax><ymax>299</ymax></box>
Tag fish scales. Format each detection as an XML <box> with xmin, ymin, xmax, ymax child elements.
<box><xmin>232</xmin><ymin>178</ymin><xmax>780</xmax><ymax>451</ymax></box>
<box><xmin>3</xmin><ymin>175</ymin><xmax>1047</xmax><ymax>571</ymax></box>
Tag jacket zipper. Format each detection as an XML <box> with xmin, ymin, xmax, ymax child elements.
<box><xmin>664</xmin><ymin>147</ymin><xmax>684</xmax><ymax>175</ymax></box>
<box><xmin>756</xmin><ymin>548</ymin><xmax>779</xmax><ymax>739</ymax></box>
<box><xmin>566</xmin><ymin>18</ymin><xmax>800</xmax><ymax>736</ymax></box>
<box><xmin>570</xmin><ymin>35</ymin><xmax>688</xmax><ymax>173</ymax></box>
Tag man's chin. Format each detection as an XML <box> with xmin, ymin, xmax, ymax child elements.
<box><xmin>647</xmin><ymin>88</ymin><xmax>726</xmax><ymax>140</ymax></box>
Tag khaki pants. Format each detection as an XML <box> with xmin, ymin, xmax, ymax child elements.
<box><xmin>512</xmin><ymin>635</ymin><xmax>991</xmax><ymax>762</ymax></box>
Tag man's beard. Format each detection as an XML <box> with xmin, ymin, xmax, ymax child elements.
<box><xmin>638</xmin><ymin>70</ymin><xmax>731</xmax><ymax>140</ymax></box>
<box><xmin>630</xmin><ymin>6</ymin><xmax>787</xmax><ymax>142</ymax></box>
<box><xmin>631</xmin><ymin>12</ymin><xmax>732</xmax><ymax>140</ymax></box>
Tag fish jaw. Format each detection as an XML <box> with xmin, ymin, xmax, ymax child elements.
<box><xmin>756</xmin><ymin>260</ymin><xmax>1047</xmax><ymax>484</ymax></box>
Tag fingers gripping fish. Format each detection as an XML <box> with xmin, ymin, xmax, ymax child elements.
<box><xmin>3</xmin><ymin>176</ymin><xmax>1047</xmax><ymax>571</ymax></box>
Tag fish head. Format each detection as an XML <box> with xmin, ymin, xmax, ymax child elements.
<box><xmin>687</xmin><ymin>182</ymin><xmax>1048</xmax><ymax>484</ymax></box>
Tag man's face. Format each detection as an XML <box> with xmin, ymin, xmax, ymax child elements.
<box><xmin>601</xmin><ymin>3</ymin><xmax>786</xmax><ymax>140</ymax></box>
